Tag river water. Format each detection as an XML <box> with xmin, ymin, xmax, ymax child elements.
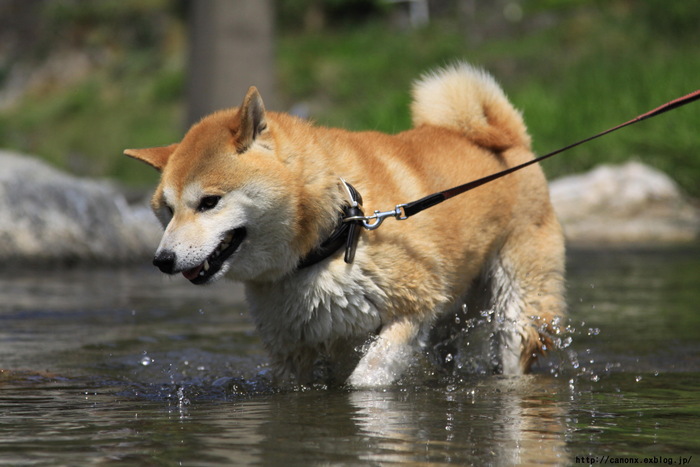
<box><xmin>1</xmin><ymin>246</ymin><xmax>699</xmax><ymax>466</ymax></box>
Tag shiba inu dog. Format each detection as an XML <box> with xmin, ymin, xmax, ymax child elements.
<box><xmin>125</xmin><ymin>62</ymin><xmax>565</xmax><ymax>387</ymax></box>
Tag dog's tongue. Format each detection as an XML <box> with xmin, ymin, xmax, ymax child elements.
<box><xmin>182</xmin><ymin>264</ymin><xmax>204</xmax><ymax>281</ymax></box>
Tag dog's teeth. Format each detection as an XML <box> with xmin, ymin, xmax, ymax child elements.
<box><xmin>220</xmin><ymin>242</ymin><xmax>230</xmax><ymax>251</ymax></box>
<box><xmin>203</xmin><ymin>260</ymin><xmax>210</xmax><ymax>271</ymax></box>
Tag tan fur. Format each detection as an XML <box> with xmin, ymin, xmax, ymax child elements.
<box><xmin>125</xmin><ymin>62</ymin><xmax>565</xmax><ymax>387</ymax></box>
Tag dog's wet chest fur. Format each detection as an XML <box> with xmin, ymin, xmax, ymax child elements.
<box><xmin>245</xmin><ymin>262</ymin><xmax>386</xmax><ymax>349</ymax></box>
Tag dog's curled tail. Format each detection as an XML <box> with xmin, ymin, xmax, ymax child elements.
<box><xmin>411</xmin><ymin>62</ymin><xmax>530</xmax><ymax>150</ymax></box>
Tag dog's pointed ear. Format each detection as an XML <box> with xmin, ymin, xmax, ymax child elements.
<box><xmin>235</xmin><ymin>86</ymin><xmax>267</xmax><ymax>153</ymax></box>
<box><xmin>123</xmin><ymin>143</ymin><xmax>178</xmax><ymax>171</ymax></box>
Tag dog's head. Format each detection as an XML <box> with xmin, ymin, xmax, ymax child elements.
<box><xmin>125</xmin><ymin>87</ymin><xmax>305</xmax><ymax>284</ymax></box>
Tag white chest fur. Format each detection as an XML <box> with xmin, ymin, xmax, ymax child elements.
<box><xmin>245</xmin><ymin>259</ymin><xmax>386</xmax><ymax>352</ymax></box>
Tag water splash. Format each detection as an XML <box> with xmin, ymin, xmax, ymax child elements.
<box><xmin>425</xmin><ymin>308</ymin><xmax>612</xmax><ymax>388</ymax></box>
<box><xmin>122</xmin><ymin>304</ymin><xmax>613</xmax><ymax>401</ymax></box>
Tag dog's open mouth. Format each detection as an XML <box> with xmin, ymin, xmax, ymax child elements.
<box><xmin>182</xmin><ymin>227</ymin><xmax>247</xmax><ymax>284</ymax></box>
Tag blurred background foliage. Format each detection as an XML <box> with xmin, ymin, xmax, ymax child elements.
<box><xmin>0</xmin><ymin>0</ymin><xmax>698</xmax><ymax>195</ymax></box>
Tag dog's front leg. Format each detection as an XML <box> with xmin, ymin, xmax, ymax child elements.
<box><xmin>347</xmin><ymin>318</ymin><xmax>421</xmax><ymax>388</ymax></box>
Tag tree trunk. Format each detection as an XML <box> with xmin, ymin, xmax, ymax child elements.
<box><xmin>186</xmin><ymin>0</ymin><xmax>276</xmax><ymax>127</ymax></box>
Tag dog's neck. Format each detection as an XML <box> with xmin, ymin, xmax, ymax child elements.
<box><xmin>296</xmin><ymin>180</ymin><xmax>363</xmax><ymax>269</ymax></box>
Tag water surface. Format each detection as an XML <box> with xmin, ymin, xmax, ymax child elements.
<box><xmin>1</xmin><ymin>246</ymin><xmax>699</xmax><ymax>465</ymax></box>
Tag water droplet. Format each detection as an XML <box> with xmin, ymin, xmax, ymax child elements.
<box><xmin>444</xmin><ymin>353</ymin><xmax>453</xmax><ymax>363</ymax></box>
<box><xmin>177</xmin><ymin>386</ymin><xmax>190</xmax><ymax>405</ymax></box>
<box><xmin>635</xmin><ymin>375</ymin><xmax>643</xmax><ymax>382</ymax></box>
<box><xmin>590</xmin><ymin>374</ymin><xmax>600</xmax><ymax>383</ymax></box>
<box><xmin>140</xmin><ymin>356</ymin><xmax>152</xmax><ymax>366</ymax></box>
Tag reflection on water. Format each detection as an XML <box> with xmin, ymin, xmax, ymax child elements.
<box><xmin>1</xmin><ymin>245</ymin><xmax>699</xmax><ymax>465</ymax></box>
<box><xmin>348</xmin><ymin>378</ymin><xmax>568</xmax><ymax>466</ymax></box>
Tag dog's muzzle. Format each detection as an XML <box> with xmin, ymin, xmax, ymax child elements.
<box><xmin>151</xmin><ymin>227</ymin><xmax>247</xmax><ymax>284</ymax></box>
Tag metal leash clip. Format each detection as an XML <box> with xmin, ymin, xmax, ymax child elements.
<box><xmin>344</xmin><ymin>205</ymin><xmax>408</xmax><ymax>231</ymax></box>
<box><xmin>340</xmin><ymin>178</ymin><xmax>408</xmax><ymax>231</ymax></box>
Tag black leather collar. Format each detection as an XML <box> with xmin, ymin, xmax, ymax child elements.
<box><xmin>297</xmin><ymin>181</ymin><xmax>364</xmax><ymax>269</ymax></box>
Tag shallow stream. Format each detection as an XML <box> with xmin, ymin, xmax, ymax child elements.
<box><xmin>1</xmin><ymin>246</ymin><xmax>699</xmax><ymax>465</ymax></box>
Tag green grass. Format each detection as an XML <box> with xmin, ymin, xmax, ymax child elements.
<box><xmin>0</xmin><ymin>3</ymin><xmax>698</xmax><ymax>195</ymax></box>
<box><xmin>277</xmin><ymin>22</ymin><xmax>469</xmax><ymax>132</ymax></box>
<box><xmin>0</xmin><ymin>51</ymin><xmax>183</xmax><ymax>187</ymax></box>
<box><xmin>505</xmin><ymin>17</ymin><xmax>700</xmax><ymax>192</ymax></box>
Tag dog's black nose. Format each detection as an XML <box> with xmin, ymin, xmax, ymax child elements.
<box><xmin>153</xmin><ymin>251</ymin><xmax>177</xmax><ymax>274</ymax></box>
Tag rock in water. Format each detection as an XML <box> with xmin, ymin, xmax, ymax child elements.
<box><xmin>0</xmin><ymin>150</ymin><xmax>161</xmax><ymax>264</ymax></box>
<box><xmin>549</xmin><ymin>161</ymin><xmax>700</xmax><ymax>244</ymax></box>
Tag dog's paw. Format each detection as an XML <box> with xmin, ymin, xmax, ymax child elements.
<box><xmin>347</xmin><ymin>363</ymin><xmax>398</xmax><ymax>388</ymax></box>
<box><xmin>347</xmin><ymin>319</ymin><xmax>422</xmax><ymax>388</ymax></box>
<box><xmin>347</xmin><ymin>338</ymin><xmax>413</xmax><ymax>388</ymax></box>
<box><xmin>347</xmin><ymin>358</ymin><xmax>400</xmax><ymax>388</ymax></box>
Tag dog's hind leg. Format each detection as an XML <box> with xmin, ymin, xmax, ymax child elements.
<box><xmin>489</xmin><ymin>213</ymin><xmax>566</xmax><ymax>375</ymax></box>
<box><xmin>347</xmin><ymin>317</ymin><xmax>422</xmax><ymax>388</ymax></box>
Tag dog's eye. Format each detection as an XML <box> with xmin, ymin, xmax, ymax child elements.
<box><xmin>198</xmin><ymin>195</ymin><xmax>221</xmax><ymax>212</ymax></box>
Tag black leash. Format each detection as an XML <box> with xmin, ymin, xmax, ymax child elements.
<box><xmin>299</xmin><ymin>89</ymin><xmax>700</xmax><ymax>269</ymax></box>
<box><xmin>346</xmin><ymin>88</ymin><xmax>700</xmax><ymax>230</ymax></box>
